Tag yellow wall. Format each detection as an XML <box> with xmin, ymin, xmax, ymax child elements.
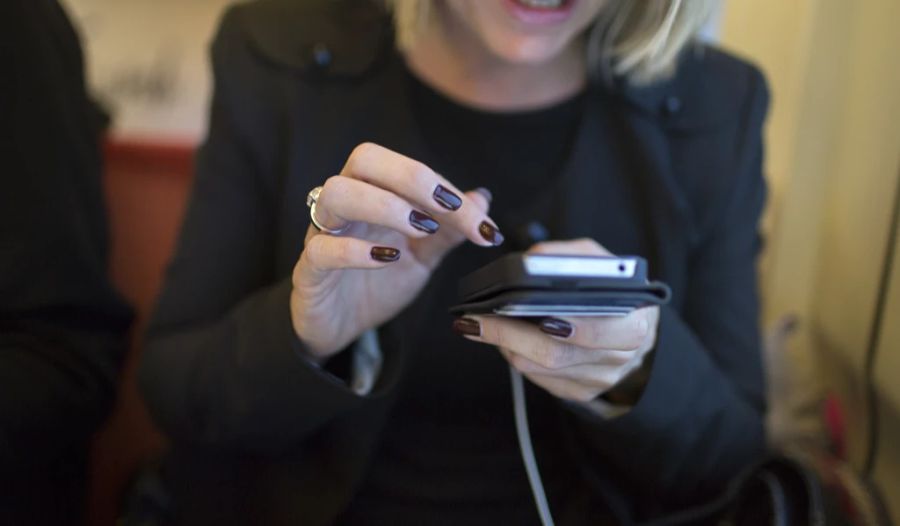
<box><xmin>720</xmin><ymin>0</ymin><xmax>900</xmax><ymax>517</ymax></box>
<box><xmin>874</xmin><ymin>219</ymin><xmax>900</xmax><ymax>520</ymax></box>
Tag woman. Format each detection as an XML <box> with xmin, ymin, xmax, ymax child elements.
<box><xmin>140</xmin><ymin>0</ymin><xmax>769</xmax><ymax>524</ymax></box>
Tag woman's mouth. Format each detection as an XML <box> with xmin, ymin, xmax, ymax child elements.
<box><xmin>516</xmin><ymin>0</ymin><xmax>567</xmax><ymax>8</ymax></box>
<box><xmin>504</xmin><ymin>0</ymin><xmax>577</xmax><ymax>25</ymax></box>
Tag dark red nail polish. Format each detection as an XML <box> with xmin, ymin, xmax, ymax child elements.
<box><xmin>452</xmin><ymin>317</ymin><xmax>481</xmax><ymax>337</ymax></box>
<box><xmin>410</xmin><ymin>210</ymin><xmax>439</xmax><ymax>234</ymax></box>
<box><xmin>478</xmin><ymin>221</ymin><xmax>504</xmax><ymax>246</ymax></box>
<box><xmin>370</xmin><ymin>246</ymin><xmax>400</xmax><ymax>262</ymax></box>
<box><xmin>540</xmin><ymin>318</ymin><xmax>573</xmax><ymax>338</ymax></box>
<box><xmin>475</xmin><ymin>187</ymin><xmax>493</xmax><ymax>204</ymax></box>
<box><xmin>433</xmin><ymin>185</ymin><xmax>462</xmax><ymax>211</ymax></box>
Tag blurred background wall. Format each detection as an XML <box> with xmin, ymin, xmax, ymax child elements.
<box><xmin>720</xmin><ymin>0</ymin><xmax>900</xmax><ymax>521</ymax></box>
<box><xmin>719</xmin><ymin>0</ymin><xmax>900</xmax><ymax>520</ymax></box>
<box><xmin>56</xmin><ymin>0</ymin><xmax>900</xmax><ymax>524</ymax></box>
<box><xmin>61</xmin><ymin>0</ymin><xmax>227</xmax><ymax>142</ymax></box>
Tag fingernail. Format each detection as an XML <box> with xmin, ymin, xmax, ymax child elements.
<box><xmin>370</xmin><ymin>246</ymin><xmax>400</xmax><ymax>262</ymax></box>
<box><xmin>410</xmin><ymin>210</ymin><xmax>440</xmax><ymax>234</ymax></box>
<box><xmin>474</xmin><ymin>187</ymin><xmax>493</xmax><ymax>204</ymax></box>
<box><xmin>540</xmin><ymin>318</ymin><xmax>574</xmax><ymax>338</ymax></box>
<box><xmin>478</xmin><ymin>221</ymin><xmax>504</xmax><ymax>246</ymax></box>
<box><xmin>452</xmin><ymin>317</ymin><xmax>481</xmax><ymax>337</ymax></box>
<box><xmin>433</xmin><ymin>184</ymin><xmax>462</xmax><ymax>211</ymax></box>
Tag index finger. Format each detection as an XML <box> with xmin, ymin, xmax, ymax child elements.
<box><xmin>341</xmin><ymin>142</ymin><xmax>503</xmax><ymax>247</ymax></box>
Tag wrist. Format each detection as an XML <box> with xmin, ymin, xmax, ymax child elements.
<box><xmin>599</xmin><ymin>348</ymin><xmax>655</xmax><ymax>406</ymax></box>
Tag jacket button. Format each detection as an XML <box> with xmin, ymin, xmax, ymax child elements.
<box><xmin>311</xmin><ymin>43</ymin><xmax>332</xmax><ymax>68</ymax></box>
<box><xmin>663</xmin><ymin>95</ymin><xmax>682</xmax><ymax>115</ymax></box>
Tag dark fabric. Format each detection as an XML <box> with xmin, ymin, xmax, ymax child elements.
<box><xmin>139</xmin><ymin>1</ymin><xmax>770</xmax><ymax>524</ymax></box>
<box><xmin>0</xmin><ymin>0</ymin><xmax>133</xmax><ymax>524</ymax></box>
<box><xmin>336</xmin><ymin>72</ymin><xmax>588</xmax><ymax>525</ymax></box>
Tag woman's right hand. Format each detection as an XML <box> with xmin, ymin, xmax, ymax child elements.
<box><xmin>290</xmin><ymin>143</ymin><xmax>503</xmax><ymax>361</ymax></box>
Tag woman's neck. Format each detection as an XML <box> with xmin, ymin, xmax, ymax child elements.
<box><xmin>403</xmin><ymin>8</ymin><xmax>586</xmax><ymax>112</ymax></box>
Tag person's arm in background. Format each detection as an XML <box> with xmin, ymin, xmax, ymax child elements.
<box><xmin>560</xmin><ymin>66</ymin><xmax>770</xmax><ymax>516</ymax></box>
<box><xmin>0</xmin><ymin>0</ymin><xmax>132</xmax><ymax>475</ymax></box>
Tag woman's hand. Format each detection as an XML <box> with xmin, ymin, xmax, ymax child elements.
<box><xmin>291</xmin><ymin>142</ymin><xmax>502</xmax><ymax>361</ymax></box>
<box><xmin>453</xmin><ymin>239</ymin><xmax>659</xmax><ymax>404</ymax></box>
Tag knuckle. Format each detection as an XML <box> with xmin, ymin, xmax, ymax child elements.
<box><xmin>321</xmin><ymin>175</ymin><xmax>347</xmax><ymax>202</ymax></box>
<box><xmin>334</xmin><ymin>240</ymin><xmax>355</xmax><ymax>265</ymax></box>
<box><xmin>345</xmin><ymin>143</ymin><xmax>377</xmax><ymax>175</ymax></box>
<box><xmin>350</xmin><ymin>142</ymin><xmax>377</xmax><ymax>164</ymax></box>
<box><xmin>582</xmin><ymin>320</ymin><xmax>598</xmax><ymax>342</ymax></box>
<box><xmin>300</xmin><ymin>238</ymin><xmax>325</xmax><ymax>271</ymax></box>
<box><xmin>585</xmin><ymin>322</ymin><xmax>606</xmax><ymax>348</ymax></box>
<box><xmin>407</xmin><ymin>161</ymin><xmax>434</xmax><ymax>190</ymax></box>
<box><xmin>538</xmin><ymin>342</ymin><xmax>565</xmax><ymax>370</ymax></box>
<box><xmin>379</xmin><ymin>192</ymin><xmax>406</xmax><ymax>218</ymax></box>
<box><xmin>548</xmin><ymin>356</ymin><xmax>567</xmax><ymax>370</ymax></box>
<box><xmin>533</xmin><ymin>342</ymin><xmax>552</xmax><ymax>368</ymax></box>
<box><xmin>305</xmin><ymin>233</ymin><xmax>326</xmax><ymax>253</ymax></box>
<box><xmin>626</xmin><ymin>318</ymin><xmax>649</xmax><ymax>350</ymax></box>
<box><xmin>557</xmin><ymin>344</ymin><xmax>577</xmax><ymax>368</ymax></box>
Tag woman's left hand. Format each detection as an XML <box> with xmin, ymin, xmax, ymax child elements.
<box><xmin>453</xmin><ymin>239</ymin><xmax>660</xmax><ymax>404</ymax></box>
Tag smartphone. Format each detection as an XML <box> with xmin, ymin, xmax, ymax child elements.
<box><xmin>449</xmin><ymin>253</ymin><xmax>671</xmax><ymax>317</ymax></box>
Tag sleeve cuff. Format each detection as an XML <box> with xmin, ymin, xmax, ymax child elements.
<box><xmin>349</xmin><ymin>329</ymin><xmax>382</xmax><ymax>395</ymax></box>
<box><xmin>565</xmin><ymin>397</ymin><xmax>633</xmax><ymax>419</ymax></box>
<box><xmin>289</xmin><ymin>320</ymin><xmax>383</xmax><ymax>396</ymax></box>
<box><xmin>572</xmin><ymin>305</ymin><xmax>713</xmax><ymax>428</ymax></box>
<box><xmin>564</xmin><ymin>337</ymin><xmax>656</xmax><ymax>420</ymax></box>
<box><xmin>560</xmin><ymin>305</ymin><xmax>766</xmax><ymax>496</ymax></box>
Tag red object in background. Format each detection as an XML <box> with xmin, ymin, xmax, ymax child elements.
<box><xmin>88</xmin><ymin>138</ymin><xmax>195</xmax><ymax>526</ymax></box>
<box><xmin>824</xmin><ymin>393</ymin><xmax>847</xmax><ymax>460</ymax></box>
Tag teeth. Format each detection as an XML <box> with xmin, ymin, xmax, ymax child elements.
<box><xmin>517</xmin><ymin>0</ymin><xmax>564</xmax><ymax>9</ymax></box>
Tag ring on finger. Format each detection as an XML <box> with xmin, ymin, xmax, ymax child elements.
<box><xmin>306</xmin><ymin>185</ymin><xmax>349</xmax><ymax>235</ymax></box>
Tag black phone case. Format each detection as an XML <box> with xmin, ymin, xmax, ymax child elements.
<box><xmin>450</xmin><ymin>253</ymin><xmax>671</xmax><ymax>317</ymax></box>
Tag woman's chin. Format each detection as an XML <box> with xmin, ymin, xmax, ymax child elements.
<box><xmin>485</xmin><ymin>35</ymin><xmax>570</xmax><ymax>65</ymax></box>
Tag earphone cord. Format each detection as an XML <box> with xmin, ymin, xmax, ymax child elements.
<box><xmin>510</xmin><ymin>366</ymin><xmax>555</xmax><ymax>526</ymax></box>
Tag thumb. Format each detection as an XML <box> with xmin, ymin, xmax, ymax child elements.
<box><xmin>412</xmin><ymin>187</ymin><xmax>492</xmax><ymax>269</ymax></box>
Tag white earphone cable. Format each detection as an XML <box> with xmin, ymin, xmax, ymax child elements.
<box><xmin>510</xmin><ymin>366</ymin><xmax>555</xmax><ymax>526</ymax></box>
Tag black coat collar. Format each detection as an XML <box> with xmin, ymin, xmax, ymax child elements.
<box><xmin>238</xmin><ymin>0</ymin><xmax>754</xmax><ymax>133</ymax></box>
<box><xmin>241</xmin><ymin>0</ymin><xmax>392</xmax><ymax>79</ymax></box>
<box><xmin>616</xmin><ymin>45</ymin><xmax>759</xmax><ymax>132</ymax></box>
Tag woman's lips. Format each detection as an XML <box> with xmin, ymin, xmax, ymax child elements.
<box><xmin>503</xmin><ymin>0</ymin><xmax>577</xmax><ymax>25</ymax></box>
<box><xmin>517</xmin><ymin>0</ymin><xmax>566</xmax><ymax>7</ymax></box>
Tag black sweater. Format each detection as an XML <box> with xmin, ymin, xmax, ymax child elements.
<box><xmin>338</xmin><ymin>69</ymin><xmax>589</xmax><ymax>525</ymax></box>
<box><xmin>139</xmin><ymin>1</ymin><xmax>770</xmax><ymax>524</ymax></box>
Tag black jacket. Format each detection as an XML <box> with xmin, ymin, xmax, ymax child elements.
<box><xmin>140</xmin><ymin>1</ymin><xmax>770</xmax><ymax>524</ymax></box>
<box><xmin>0</xmin><ymin>0</ymin><xmax>133</xmax><ymax>523</ymax></box>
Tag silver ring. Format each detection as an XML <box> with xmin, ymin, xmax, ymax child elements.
<box><xmin>306</xmin><ymin>186</ymin><xmax>349</xmax><ymax>235</ymax></box>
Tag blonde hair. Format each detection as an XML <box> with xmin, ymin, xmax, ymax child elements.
<box><xmin>385</xmin><ymin>0</ymin><xmax>719</xmax><ymax>85</ymax></box>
